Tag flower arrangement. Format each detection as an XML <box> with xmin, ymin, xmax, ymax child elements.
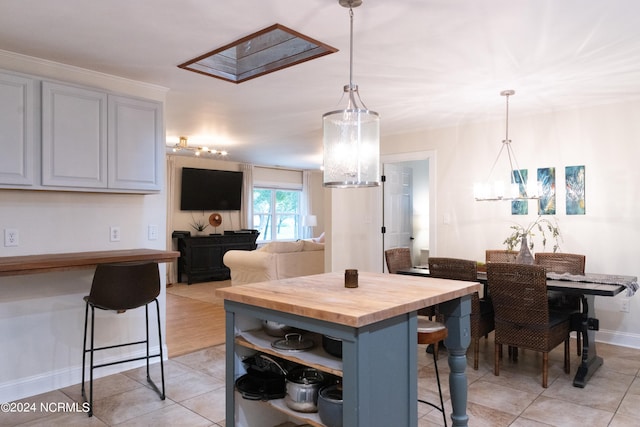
<box><xmin>503</xmin><ymin>215</ymin><xmax>561</xmax><ymax>253</ymax></box>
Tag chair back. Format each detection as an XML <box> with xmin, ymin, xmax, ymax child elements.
<box><xmin>535</xmin><ymin>252</ymin><xmax>585</xmax><ymax>275</ymax></box>
<box><xmin>428</xmin><ymin>257</ymin><xmax>477</xmax><ymax>282</ymax></box>
<box><xmin>384</xmin><ymin>247</ymin><xmax>412</xmax><ymax>274</ymax></box>
<box><xmin>485</xmin><ymin>250</ymin><xmax>518</xmax><ymax>264</ymax></box>
<box><xmin>88</xmin><ymin>262</ymin><xmax>160</xmax><ymax>311</ymax></box>
<box><xmin>486</xmin><ymin>263</ymin><xmax>550</xmax><ymax>327</ymax></box>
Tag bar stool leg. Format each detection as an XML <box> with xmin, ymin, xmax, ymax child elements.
<box><xmin>418</xmin><ymin>344</ymin><xmax>447</xmax><ymax>427</ymax></box>
<box><xmin>155</xmin><ymin>299</ymin><xmax>166</xmax><ymax>399</ymax></box>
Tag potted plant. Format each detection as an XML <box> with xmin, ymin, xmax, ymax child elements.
<box><xmin>504</xmin><ymin>216</ymin><xmax>561</xmax><ymax>263</ymax></box>
<box><xmin>190</xmin><ymin>212</ymin><xmax>209</xmax><ymax>235</ymax></box>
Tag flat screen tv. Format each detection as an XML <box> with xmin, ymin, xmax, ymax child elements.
<box><xmin>180</xmin><ymin>168</ymin><xmax>243</xmax><ymax>211</ymax></box>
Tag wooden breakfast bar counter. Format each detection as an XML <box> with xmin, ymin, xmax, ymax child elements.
<box><xmin>216</xmin><ymin>271</ymin><xmax>481</xmax><ymax>427</ymax></box>
<box><xmin>0</xmin><ymin>248</ymin><xmax>180</xmax><ymax>277</ymax></box>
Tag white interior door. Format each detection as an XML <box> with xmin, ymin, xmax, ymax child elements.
<box><xmin>383</xmin><ymin>163</ymin><xmax>413</xmax><ymax>269</ymax></box>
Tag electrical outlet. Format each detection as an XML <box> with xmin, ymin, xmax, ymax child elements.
<box><xmin>4</xmin><ymin>228</ymin><xmax>19</xmax><ymax>247</ymax></box>
<box><xmin>148</xmin><ymin>224</ymin><xmax>158</xmax><ymax>240</ymax></box>
<box><xmin>110</xmin><ymin>226</ymin><xmax>121</xmax><ymax>242</ymax></box>
<box><xmin>621</xmin><ymin>299</ymin><xmax>630</xmax><ymax>313</ymax></box>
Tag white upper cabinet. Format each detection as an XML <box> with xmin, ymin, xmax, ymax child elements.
<box><xmin>0</xmin><ymin>72</ymin><xmax>35</xmax><ymax>186</ymax></box>
<box><xmin>108</xmin><ymin>95</ymin><xmax>162</xmax><ymax>191</ymax></box>
<box><xmin>42</xmin><ymin>81</ymin><xmax>108</xmax><ymax>188</ymax></box>
<box><xmin>39</xmin><ymin>80</ymin><xmax>162</xmax><ymax>193</ymax></box>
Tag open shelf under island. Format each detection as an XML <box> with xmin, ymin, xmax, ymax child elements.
<box><xmin>216</xmin><ymin>271</ymin><xmax>480</xmax><ymax>427</ymax></box>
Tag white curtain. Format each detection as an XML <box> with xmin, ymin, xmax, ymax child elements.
<box><xmin>240</xmin><ymin>163</ymin><xmax>254</xmax><ymax>229</ymax></box>
<box><xmin>166</xmin><ymin>156</ymin><xmax>178</xmax><ymax>284</ymax></box>
<box><xmin>302</xmin><ymin>170</ymin><xmax>313</xmax><ymax>238</ymax></box>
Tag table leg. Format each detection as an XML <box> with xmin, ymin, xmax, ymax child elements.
<box><xmin>573</xmin><ymin>294</ymin><xmax>603</xmax><ymax>387</ymax></box>
<box><xmin>441</xmin><ymin>294</ymin><xmax>472</xmax><ymax>427</ymax></box>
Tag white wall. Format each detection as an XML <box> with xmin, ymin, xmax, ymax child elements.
<box><xmin>0</xmin><ymin>51</ymin><xmax>168</xmax><ymax>402</ymax></box>
<box><xmin>376</xmin><ymin>99</ymin><xmax>640</xmax><ymax>348</ymax></box>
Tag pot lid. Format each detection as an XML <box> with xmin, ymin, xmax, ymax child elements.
<box><xmin>271</xmin><ymin>333</ymin><xmax>315</xmax><ymax>352</ymax></box>
<box><xmin>287</xmin><ymin>367</ymin><xmax>325</xmax><ymax>384</ymax></box>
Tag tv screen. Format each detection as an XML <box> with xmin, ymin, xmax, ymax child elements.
<box><xmin>180</xmin><ymin>168</ymin><xmax>243</xmax><ymax>211</ymax></box>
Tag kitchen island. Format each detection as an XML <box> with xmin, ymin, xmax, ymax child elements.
<box><xmin>216</xmin><ymin>271</ymin><xmax>480</xmax><ymax>427</ymax></box>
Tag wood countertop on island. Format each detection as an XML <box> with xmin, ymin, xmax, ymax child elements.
<box><xmin>216</xmin><ymin>271</ymin><xmax>481</xmax><ymax>328</ymax></box>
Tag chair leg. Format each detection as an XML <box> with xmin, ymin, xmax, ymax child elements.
<box><xmin>81</xmin><ymin>301</ymin><xmax>91</xmax><ymax>417</ymax></box>
<box><xmin>143</xmin><ymin>300</ymin><xmax>166</xmax><ymax>400</ymax></box>
<box><xmin>494</xmin><ymin>342</ymin><xmax>500</xmax><ymax>377</ymax></box>
<box><xmin>418</xmin><ymin>346</ymin><xmax>447</xmax><ymax>427</ymax></box>
<box><xmin>542</xmin><ymin>352</ymin><xmax>548</xmax><ymax>388</ymax></box>
<box><xmin>154</xmin><ymin>299</ymin><xmax>166</xmax><ymax>399</ymax></box>
<box><xmin>473</xmin><ymin>337</ymin><xmax>480</xmax><ymax>370</ymax></box>
<box><xmin>432</xmin><ymin>349</ymin><xmax>447</xmax><ymax>427</ymax></box>
<box><xmin>564</xmin><ymin>338</ymin><xmax>571</xmax><ymax>374</ymax></box>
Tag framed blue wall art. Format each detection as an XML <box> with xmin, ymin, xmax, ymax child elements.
<box><xmin>565</xmin><ymin>165</ymin><xmax>586</xmax><ymax>215</ymax></box>
<box><xmin>537</xmin><ymin>167</ymin><xmax>556</xmax><ymax>215</ymax></box>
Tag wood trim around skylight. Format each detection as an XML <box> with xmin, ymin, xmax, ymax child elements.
<box><xmin>178</xmin><ymin>23</ymin><xmax>338</xmax><ymax>84</ymax></box>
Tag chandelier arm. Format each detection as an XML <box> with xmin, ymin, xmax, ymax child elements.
<box><xmin>484</xmin><ymin>142</ymin><xmax>507</xmax><ymax>183</ymax></box>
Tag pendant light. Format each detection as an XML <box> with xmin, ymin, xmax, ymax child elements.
<box><xmin>474</xmin><ymin>90</ymin><xmax>540</xmax><ymax>201</ymax></box>
<box><xmin>322</xmin><ymin>0</ymin><xmax>380</xmax><ymax>188</ymax></box>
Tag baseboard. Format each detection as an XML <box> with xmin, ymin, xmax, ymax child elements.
<box><xmin>0</xmin><ymin>345</ymin><xmax>167</xmax><ymax>404</ymax></box>
<box><xmin>595</xmin><ymin>328</ymin><xmax>640</xmax><ymax>349</ymax></box>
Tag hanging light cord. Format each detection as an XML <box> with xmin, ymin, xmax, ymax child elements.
<box><xmin>348</xmin><ymin>7</ymin><xmax>354</xmax><ymax>89</ymax></box>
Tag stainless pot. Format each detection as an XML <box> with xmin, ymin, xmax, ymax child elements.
<box><xmin>284</xmin><ymin>367</ymin><xmax>326</xmax><ymax>412</ymax></box>
<box><xmin>318</xmin><ymin>384</ymin><xmax>343</xmax><ymax>427</ymax></box>
<box><xmin>262</xmin><ymin>320</ymin><xmax>293</xmax><ymax>337</ymax></box>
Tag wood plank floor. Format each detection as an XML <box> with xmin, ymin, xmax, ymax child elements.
<box><xmin>165</xmin><ymin>280</ymin><xmax>229</xmax><ymax>357</ymax></box>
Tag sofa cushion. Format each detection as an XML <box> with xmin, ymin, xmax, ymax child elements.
<box><xmin>302</xmin><ymin>240</ymin><xmax>325</xmax><ymax>252</ymax></box>
<box><xmin>260</xmin><ymin>240</ymin><xmax>304</xmax><ymax>253</ymax></box>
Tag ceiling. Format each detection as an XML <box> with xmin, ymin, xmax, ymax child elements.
<box><xmin>2</xmin><ymin>0</ymin><xmax>640</xmax><ymax>170</ymax></box>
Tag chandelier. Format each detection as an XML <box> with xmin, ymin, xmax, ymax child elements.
<box><xmin>322</xmin><ymin>0</ymin><xmax>380</xmax><ymax>188</ymax></box>
<box><xmin>474</xmin><ymin>90</ymin><xmax>540</xmax><ymax>201</ymax></box>
<box><xmin>171</xmin><ymin>137</ymin><xmax>228</xmax><ymax>157</ymax></box>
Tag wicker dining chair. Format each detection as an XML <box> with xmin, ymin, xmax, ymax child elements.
<box><xmin>486</xmin><ymin>262</ymin><xmax>571</xmax><ymax>388</ymax></box>
<box><xmin>385</xmin><ymin>247</ymin><xmax>436</xmax><ymax>319</ymax></box>
<box><xmin>535</xmin><ymin>252</ymin><xmax>586</xmax><ymax>355</ymax></box>
<box><xmin>428</xmin><ymin>257</ymin><xmax>495</xmax><ymax>370</ymax></box>
<box><xmin>384</xmin><ymin>247</ymin><xmax>413</xmax><ymax>274</ymax></box>
<box><xmin>485</xmin><ymin>250</ymin><xmax>518</xmax><ymax>264</ymax></box>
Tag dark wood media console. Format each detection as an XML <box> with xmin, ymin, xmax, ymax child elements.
<box><xmin>175</xmin><ymin>232</ymin><xmax>258</xmax><ymax>284</ymax></box>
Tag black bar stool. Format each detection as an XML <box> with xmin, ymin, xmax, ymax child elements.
<box><xmin>81</xmin><ymin>261</ymin><xmax>165</xmax><ymax>417</ymax></box>
<box><xmin>417</xmin><ymin>316</ymin><xmax>448</xmax><ymax>427</ymax></box>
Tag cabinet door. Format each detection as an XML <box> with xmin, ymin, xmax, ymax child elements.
<box><xmin>42</xmin><ymin>81</ymin><xmax>108</xmax><ymax>188</ymax></box>
<box><xmin>108</xmin><ymin>95</ymin><xmax>162</xmax><ymax>191</ymax></box>
<box><xmin>0</xmin><ymin>72</ymin><xmax>34</xmax><ymax>186</ymax></box>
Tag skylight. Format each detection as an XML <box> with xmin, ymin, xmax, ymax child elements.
<box><xmin>178</xmin><ymin>24</ymin><xmax>337</xmax><ymax>84</ymax></box>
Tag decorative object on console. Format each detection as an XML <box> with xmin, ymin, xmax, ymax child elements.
<box><xmin>322</xmin><ymin>0</ymin><xmax>380</xmax><ymax>188</ymax></box>
<box><xmin>171</xmin><ymin>136</ymin><xmax>228</xmax><ymax>157</ymax></box>
<box><xmin>209</xmin><ymin>213</ymin><xmax>222</xmax><ymax>234</ymax></box>
<box><xmin>474</xmin><ymin>90</ymin><xmax>541</xmax><ymax>201</ymax></box>
<box><xmin>189</xmin><ymin>212</ymin><xmax>209</xmax><ymax>234</ymax></box>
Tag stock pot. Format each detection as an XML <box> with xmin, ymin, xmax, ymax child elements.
<box><xmin>284</xmin><ymin>367</ymin><xmax>326</xmax><ymax>412</ymax></box>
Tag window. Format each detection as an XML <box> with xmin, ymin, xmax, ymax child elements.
<box><xmin>253</xmin><ymin>188</ymin><xmax>301</xmax><ymax>242</ymax></box>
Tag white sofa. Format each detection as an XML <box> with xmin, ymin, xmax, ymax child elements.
<box><xmin>223</xmin><ymin>239</ymin><xmax>325</xmax><ymax>286</ymax></box>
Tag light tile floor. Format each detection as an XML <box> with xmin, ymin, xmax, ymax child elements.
<box><xmin>3</xmin><ymin>337</ymin><xmax>640</xmax><ymax>426</ymax></box>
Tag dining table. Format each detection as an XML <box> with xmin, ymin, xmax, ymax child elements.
<box><xmin>397</xmin><ymin>267</ymin><xmax>638</xmax><ymax>388</ymax></box>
